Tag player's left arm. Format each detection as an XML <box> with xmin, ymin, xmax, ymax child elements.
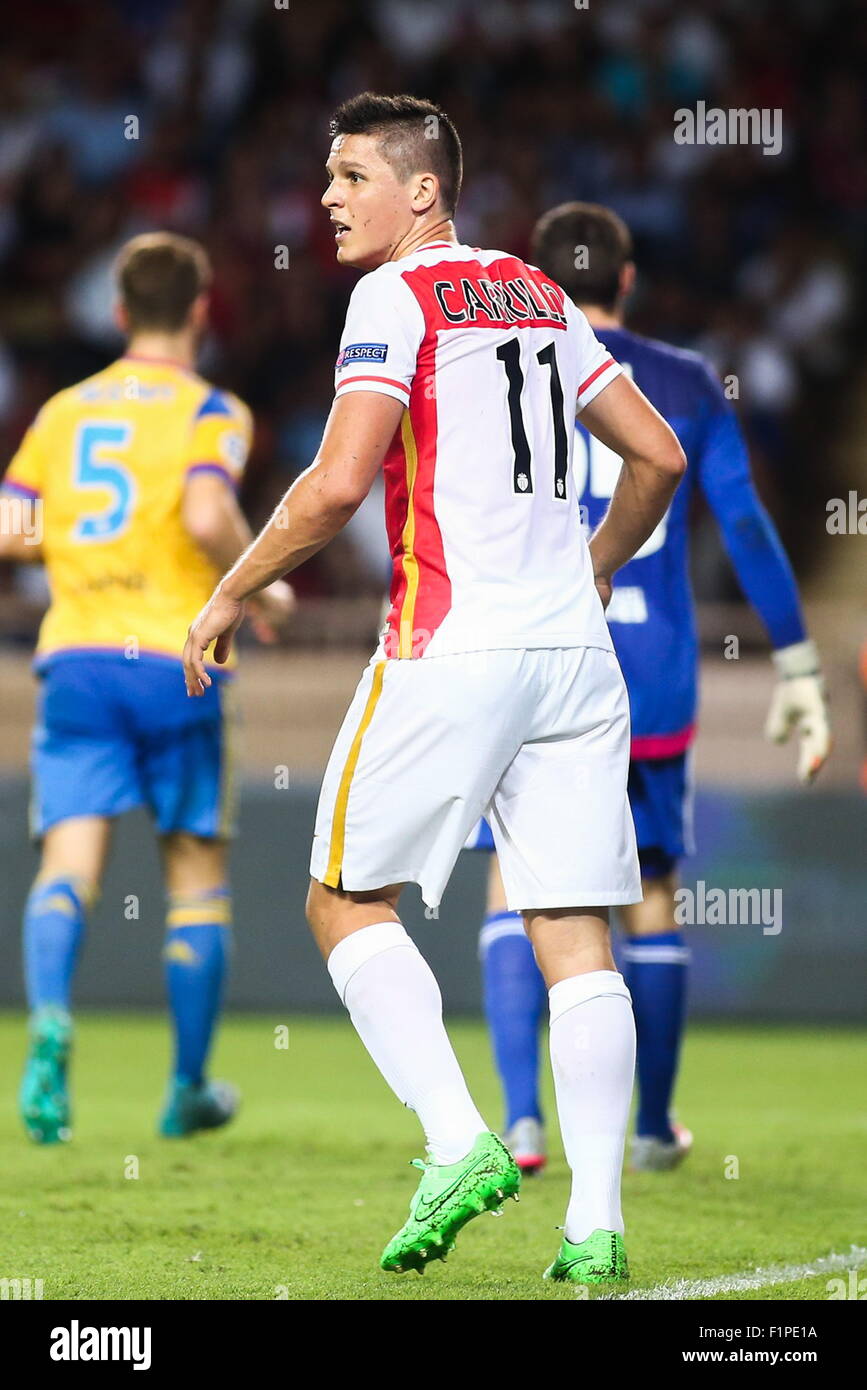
<box><xmin>696</xmin><ymin>382</ymin><xmax>830</xmax><ymax>783</ymax></box>
<box><xmin>183</xmin><ymin>389</ymin><xmax>403</xmax><ymax>694</ymax></box>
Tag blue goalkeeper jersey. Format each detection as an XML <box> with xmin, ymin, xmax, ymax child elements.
<box><xmin>576</xmin><ymin>326</ymin><xmax>805</xmax><ymax>757</ymax></box>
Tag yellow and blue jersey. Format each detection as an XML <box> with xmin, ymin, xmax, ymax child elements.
<box><xmin>2</xmin><ymin>354</ymin><xmax>251</xmax><ymax>669</ymax></box>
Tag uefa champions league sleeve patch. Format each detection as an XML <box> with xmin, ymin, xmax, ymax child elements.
<box><xmin>335</xmin><ymin>343</ymin><xmax>389</xmax><ymax>369</ymax></box>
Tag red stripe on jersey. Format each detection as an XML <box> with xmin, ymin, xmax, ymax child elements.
<box><xmin>382</xmin><ymin>427</ymin><xmax>412</xmax><ymax>650</ymax></box>
<box><xmin>335</xmin><ymin>374</ymin><xmax>410</xmax><ymax>397</ymax></box>
<box><xmin>382</xmin><ymin>330</ymin><xmax>452</xmax><ymax>658</ymax></box>
<box><xmin>402</xmin><ymin>344</ymin><xmax>452</xmax><ymax>655</ymax></box>
<box><xmin>578</xmin><ymin>358</ymin><xmax>616</xmax><ymax>396</ymax></box>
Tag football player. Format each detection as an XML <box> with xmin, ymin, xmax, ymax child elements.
<box><xmin>0</xmin><ymin>233</ymin><xmax>293</xmax><ymax>1143</ymax></box>
<box><xmin>184</xmin><ymin>97</ymin><xmax>687</xmax><ymax>1284</ymax></box>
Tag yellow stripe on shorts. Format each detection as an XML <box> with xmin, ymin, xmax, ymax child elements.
<box><xmin>323</xmin><ymin>660</ymin><xmax>387</xmax><ymax>888</ymax></box>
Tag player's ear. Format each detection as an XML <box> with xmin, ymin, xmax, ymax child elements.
<box><xmin>190</xmin><ymin>293</ymin><xmax>210</xmax><ymax>333</ymax></box>
<box><xmin>411</xmin><ymin>171</ymin><xmax>439</xmax><ymax>216</ymax></box>
<box><xmin>114</xmin><ymin>300</ymin><xmax>129</xmax><ymax>335</ymax></box>
<box><xmin>620</xmin><ymin>261</ymin><xmax>637</xmax><ymax>302</ymax></box>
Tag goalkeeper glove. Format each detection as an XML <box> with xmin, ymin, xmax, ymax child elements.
<box><xmin>764</xmin><ymin>638</ymin><xmax>831</xmax><ymax>784</ymax></box>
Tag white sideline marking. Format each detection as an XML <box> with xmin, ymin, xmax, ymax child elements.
<box><xmin>601</xmin><ymin>1246</ymin><xmax>867</xmax><ymax>1300</ymax></box>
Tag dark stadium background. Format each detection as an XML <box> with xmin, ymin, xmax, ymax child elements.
<box><xmin>0</xmin><ymin>0</ymin><xmax>864</xmax><ymax>1017</ymax></box>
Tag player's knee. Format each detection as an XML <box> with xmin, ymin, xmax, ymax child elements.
<box><xmin>31</xmin><ymin>871</ymin><xmax>97</xmax><ymax>914</ymax></box>
<box><xmin>161</xmin><ymin>832</ymin><xmax>227</xmax><ymax>898</ymax></box>
<box><xmin>623</xmin><ymin>872</ymin><xmax>679</xmax><ymax>936</ymax></box>
<box><xmin>39</xmin><ymin>818</ymin><xmax>108</xmax><ymax>890</ymax></box>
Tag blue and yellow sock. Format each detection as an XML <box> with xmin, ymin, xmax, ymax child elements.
<box><xmin>622</xmin><ymin>931</ymin><xmax>690</xmax><ymax>1142</ymax></box>
<box><xmin>164</xmin><ymin>888</ymin><xmax>232</xmax><ymax>1087</ymax></box>
<box><xmin>479</xmin><ymin>909</ymin><xmax>547</xmax><ymax>1129</ymax></box>
<box><xmin>23</xmin><ymin>875</ymin><xmax>92</xmax><ymax>1012</ymax></box>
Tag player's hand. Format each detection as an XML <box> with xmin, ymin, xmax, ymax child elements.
<box><xmin>594</xmin><ymin>573</ymin><xmax>613</xmax><ymax>611</ymax></box>
<box><xmin>183</xmin><ymin>586</ymin><xmax>245</xmax><ymax>696</ymax></box>
<box><xmin>764</xmin><ymin>640</ymin><xmax>831</xmax><ymax>784</ymax></box>
<box><xmin>247</xmin><ymin>579</ymin><xmax>296</xmax><ymax>644</ymax></box>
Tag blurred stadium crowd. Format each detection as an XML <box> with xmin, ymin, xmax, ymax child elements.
<box><xmin>0</xmin><ymin>0</ymin><xmax>863</xmax><ymax>610</ymax></box>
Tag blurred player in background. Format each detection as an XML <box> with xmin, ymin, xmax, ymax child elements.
<box><xmin>469</xmin><ymin>203</ymin><xmax>831</xmax><ymax>1176</ymax></box>
<box><xmin>184</xmin><ymin>95</ymin><xmax>687</xmax><ymax>1286</ymax></box>
<box><xmin>0</xmin><ymin>233</ymin><xmax>293</xmax><ymax>1144</ymax></box>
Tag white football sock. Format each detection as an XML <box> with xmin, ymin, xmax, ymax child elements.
<box><xmin>327</xmin><ymin>921</ymin><xmax>487</xmax><ymax>1165</ymax></box>
<box><xmin>548</xmin><ymin>970</ymin><xmax>636</xmax><ymax>1244</ymax></box>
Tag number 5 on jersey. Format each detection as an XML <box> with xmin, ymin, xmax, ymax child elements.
<box><xmin>73</xmin><ymin>422</ymin><xmax>135</xmax><ymax>542</ymax></box>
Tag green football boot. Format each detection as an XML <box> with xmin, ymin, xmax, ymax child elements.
<box><xmin>20</xmin><ymin>1006</ymin><xmax>73</xmax><ymax>1145</ymax></box>
<box><xmin>158</xmin><ymin>1078</ymin><xmax>239</xmax><ymax>1137</ymax></box>
<box><xmin>381</xmin><ymin>1130</ymin><xmax>521</xmax><ymax>1274</ymax></box>
<box><xmin>543</xmin><ymin>1228</ymin><xmax>629</xmax><ymax>1285</ymax></box>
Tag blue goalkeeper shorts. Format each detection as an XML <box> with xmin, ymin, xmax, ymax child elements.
<box><xmin>626</xmin><ymin>752</ymin><xmax>693</xmax><ymax>877</ymax></box>
<box><xmin>465</xmin><ymin>752</ymin><xmax>692</xmax><ymax>879</ymax></box>
<box><xmin>30</xmin><ymin>650</ymin><xmax>238</xmax><ymax>840</ymax></box>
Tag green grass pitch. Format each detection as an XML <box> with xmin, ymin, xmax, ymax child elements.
<box><xmin>1</xmin><ymin>1013</ymin><xmax>864</xmax><ymax>1300</ymax></box>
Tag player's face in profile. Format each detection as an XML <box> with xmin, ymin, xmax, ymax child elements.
<box><xmin>322</xmin><ymin>134</ymin><xmax>411</xmax><ymax>270</ymax></box>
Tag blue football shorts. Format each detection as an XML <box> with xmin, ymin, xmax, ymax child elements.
<box><xmin>30</xmin><ymin>651</ymin><xmax>238</xmax><ymax>840</ymax></box>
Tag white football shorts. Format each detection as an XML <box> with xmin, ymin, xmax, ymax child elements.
<box><xmin>310</xmin><ymin>646</ymin><xmax>641</xmax><ymax>912</ymax></box>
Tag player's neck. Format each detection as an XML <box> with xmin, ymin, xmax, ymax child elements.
<box><xmin>388</xmin><ymin>217</ymin><xmax>457</xmax><ymax>262</ymax></box>
<box><xmin>578</xmin><ymin>304</ymin><xmax>624</xmax><ymax>330</ymax></box>
<box><xmin>124</xmin><ymin>332</ymin><xmax>198</xmax><ymax>371</ymax></box>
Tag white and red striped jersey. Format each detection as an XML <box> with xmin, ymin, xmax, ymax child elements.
<box><xmin>334</xmin><ymin>241</ymin><xmax>622</xmax><ymax>659</ymax></box>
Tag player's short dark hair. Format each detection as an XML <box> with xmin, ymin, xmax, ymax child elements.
<box><xmin>114</xmin><ymin>232</ymin><xmax>212</xmax><ymax>332</ymax></box>
<box><xmin>329</xmin><ymin>92</ymin><xmax>463</xmax><ymax>217</ymax></box>
<box><xmin>530</xmin><ymin>202</ymin><xmax>633</xmax><ymax>310</ymax></box>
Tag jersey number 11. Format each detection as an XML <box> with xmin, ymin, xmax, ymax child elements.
<box><xmin>496</xmin><ymin>338</ymin><xmax>569</xmax><ymax>500</ymax></box>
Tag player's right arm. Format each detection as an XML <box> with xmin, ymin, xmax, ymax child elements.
<box><xmin>581</xmin><ymin>373</ymin><xmax>687</xmax><ymax>606</ymax></box>
<box><xmin>0</xmin><ymin>417</ymin><xmax>47</xmax><ymax>563</ymax></box>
